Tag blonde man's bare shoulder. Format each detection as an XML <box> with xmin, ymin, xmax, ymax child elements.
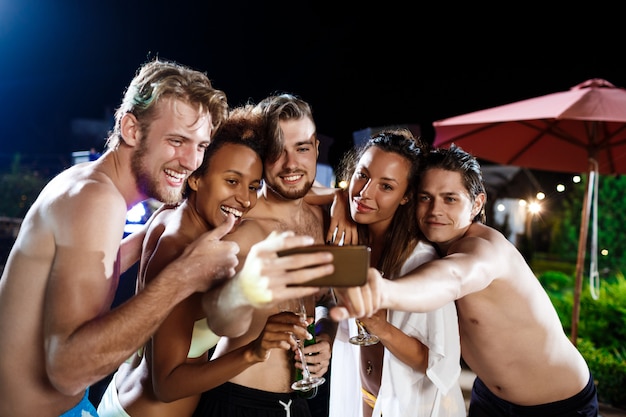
<box><xmin>35</xmin><ymin>166</ymin><xmax>126</xmax><ymax>239</ymax></box>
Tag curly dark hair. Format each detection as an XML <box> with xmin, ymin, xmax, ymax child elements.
<box><xmin>184</xmin><ymin>105</ymin><xmax>267</xmax><ymax>197</ymax></box>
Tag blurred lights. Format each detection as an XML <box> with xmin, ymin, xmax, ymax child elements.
<box><xmin>556</xmin><ymin>184</ymin><xmax>565</xmax><ymax>192</ymax></box>
<box><xmin>528</xmin><ymin>201</ymin><xmax>541</xmax><ymax>214</ymax></box>
<box><xmin>601</xmin><ymin>249</ymin><xmax>608</xmax><ymax>256</ymax></box>
<box><xmin>573</xmin><ymin>175</ymin><xmax>581</xmax><ymax>183</ymax></box>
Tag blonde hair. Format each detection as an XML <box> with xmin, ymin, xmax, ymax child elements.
<box><xmin>106</xmin><ymin>58</ymin><xmax>228</xmax><ymax>149</ymax></box>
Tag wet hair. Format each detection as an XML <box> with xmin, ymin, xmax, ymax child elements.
<box><xmin>106</xmin><ymin>58</ymin><xmax>228</xmax><ymax>149</ymax></box>
<box><xmin>184</xmin><ymin>105</ymin><xmax>267</xmax><ymax>197</ymax></box>
<box><xmin>254</xmin><ymin>93</ymin><xmax>315</xmax><ymax>164</ymax></box>
<box><xmin>339</xmin><ymin>128</ymin><xmax>428</xmax><ymax>278</ymax></box>
<box><xmin>421</xmin><ymin>144</ymin><xmax>487</xmax><ymax>223</ymax></box>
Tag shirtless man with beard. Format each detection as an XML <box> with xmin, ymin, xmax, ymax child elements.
<box><xmin>197</xmin><ymin>94</ymin><xmax>337</xmax><ymax>417</ymax></box>
<box><xmin>331</xmin><ymin>145</ymin><xmax>599</xmax><ymax>417</ymax></box>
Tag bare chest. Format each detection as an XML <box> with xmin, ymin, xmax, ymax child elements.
<box><xmin>271</xmin><ymin>209</ymin><xmax>325</xmax><ymax>243</ymax></box>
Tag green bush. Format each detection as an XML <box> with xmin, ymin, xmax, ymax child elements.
<box><xmin>577</xmin><ymin>275</ymin><xmax>626</xmax><ymax>351</ymax></box>
<box><xmin>538</xmin><ymin>270</ymin><xmax>626</xmax><ymax>408</ymax></box>
<box><xmin>0</xmin><ymin>154</ymin><xmax>49</xmax><ymax>218</ymax></box>
<box><xmin>576</xmin><ymin>339</ymin><xmax>626</xmax><ymax>408</ymax></box>
<box><xmin>550</xmin><ymin>174</ymin><xmax>626</xmax><ymax>276</ymax></box>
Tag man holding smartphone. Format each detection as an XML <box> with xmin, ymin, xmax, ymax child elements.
<box><xmin>330</xmin><ymin>145</ymin><xmax>598</xmax><ymax>417</ymax></box>
<box><xmin>197</xmin><ymin>94</ymin><xmax>337</xmax><ymax>417</ymax></box>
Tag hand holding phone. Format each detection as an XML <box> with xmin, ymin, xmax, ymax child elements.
<box><xmin>277</xmin><ymin>245</ymin><xmax>370</xmax><ymax>287</ymax></box>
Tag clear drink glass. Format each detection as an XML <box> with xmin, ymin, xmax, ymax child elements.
<box><xmin>278</xmin><ymin>297</ymin><xmax>325</xmax><ymax>391</ymax></box>
<box><xmin>349</xmin><ymin>318</ymin><xmax>380</xmax><ymax>346</ymax></box>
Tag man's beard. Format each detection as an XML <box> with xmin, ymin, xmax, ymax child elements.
<box><xmin>265</xmin><ymin>174</ymin><xmax>313</xmax><ymax>200</ymax></box>
<box><xmin>131</xmin><ymin>140</ymin><xmax>184</xmax><ymax>204</ymax></box>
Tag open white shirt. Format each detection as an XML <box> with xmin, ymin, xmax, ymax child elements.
<box><xmin>329</xmin><ymin>241</ymin><xmax>466</xmax><ymax>417</ymax></box>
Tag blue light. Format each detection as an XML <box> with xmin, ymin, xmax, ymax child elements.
<box><xmin>126</xmin><ymin>202</ymin><xmax>146</xmax><ymax>223</ymax></box>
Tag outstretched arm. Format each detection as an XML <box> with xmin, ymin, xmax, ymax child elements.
<box><xmin>331</xmin><ymin>234</ymin><xmax>497</xmax><ymax>320</ymax></box>
<box><xmin>203</xmin><ymin>231</ymin><xmax>334</xmax><ymax>337</ymax></box>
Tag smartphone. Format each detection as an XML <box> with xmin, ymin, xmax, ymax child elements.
<box><xmin>277</xmin><ymin>244</ymin><xmax>371</xmax><ymax>287</ymax></box>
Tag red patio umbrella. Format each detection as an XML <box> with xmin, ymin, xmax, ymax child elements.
<box><xmin>432</xmin><ymin>78</ymin><xmax>626</xmax><ymax>345</ymax></box>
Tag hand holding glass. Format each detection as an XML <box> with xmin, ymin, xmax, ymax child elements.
<box><xmin>349</xmin><ymin>318</ymin><xmax>380</xmax><ymax>346</ymax></box>
<box><xmin>349</xmin><ymin>270</ymin><xmax>381</xmax><ymax>346</ymax></box>
<box><xmin>278</xmin><ymin>297</ymin><xmax>325</xmax><ymax>391</ymax></box>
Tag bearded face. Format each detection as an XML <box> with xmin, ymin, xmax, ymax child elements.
<box><xmin>131</xmin><ymin>136</ymin><xmax>186</xmax><ymax>205</ymax></box>
<box><xmin>263</xmin><ymin>173</ymin><xmax>314</xmax><ymax>200</ymax></box>
<box><xmin>262</xmin><ymin>117</ymin><xmax>319</xmax><ymax>201</ymax></box>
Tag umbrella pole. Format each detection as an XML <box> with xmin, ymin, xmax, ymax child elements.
<box><xmin>570</xmin><ymin>164</ymin><xmax>595</xmax><ymax>346</ymax></box>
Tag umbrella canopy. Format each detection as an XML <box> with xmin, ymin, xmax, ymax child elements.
<box><xmin>433</xmin><ymin>78</ymin><xmax>626</xmax><ymax>175</ymax></box>
<box><xmin>432</xmin><ymin>78</ymin><xmax>626</xmax><ymax>345</ymax></box>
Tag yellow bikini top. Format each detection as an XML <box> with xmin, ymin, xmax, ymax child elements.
<box><xmin>135</xmin><ymin>318</ymin><xmax>220</xmax><ymax>360</ymax></box>
<box><xmin>187</xmin><ymin>318</ymin><xmax>221</xmax><ymax>359</ymax></box>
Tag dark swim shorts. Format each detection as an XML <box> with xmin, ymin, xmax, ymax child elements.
<box><xmin>468</xmin><ymin>373</ymin><xmax>598</xmax><ymax>417</ymax></box>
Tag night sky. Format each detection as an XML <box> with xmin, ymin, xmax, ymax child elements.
<box><xmin>1</xmin><ymin>0</ymin><xmax>624</xmax><ymax>173</ymax></box>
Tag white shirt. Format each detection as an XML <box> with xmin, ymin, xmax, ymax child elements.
<box><xmin>329</xmin><ymin>241</ymin><xmax>466</xmax><ymax>417</ymax></box>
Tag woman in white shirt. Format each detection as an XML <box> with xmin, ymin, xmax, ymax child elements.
<box><xmin>328</xmin><ymin>129</ymin><xmax>465</xmax><ymax>417</ymax></box>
